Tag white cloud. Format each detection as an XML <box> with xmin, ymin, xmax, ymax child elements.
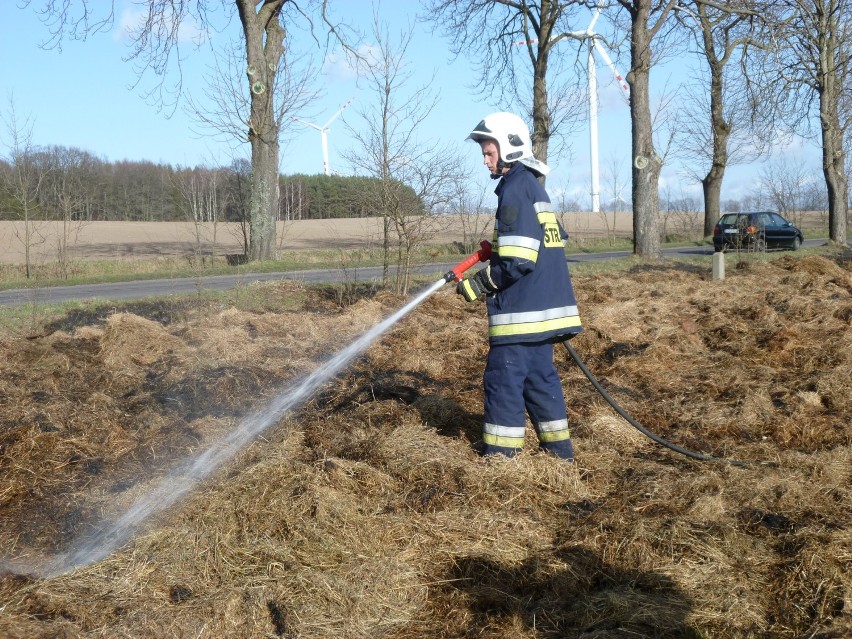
<box><xmin>113</xmin><ymin>6</ymin><xmax>143</xmax><ymax>41</ymax></box>
<box><xmin>322</xmin><ymin>43</ymin><xmax>386</xmax><ymax>81</ymax></box>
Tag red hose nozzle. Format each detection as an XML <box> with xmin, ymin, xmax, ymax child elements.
<box><xmin>443</xmin><ymin>240</ymin><xmax>492</xmax><ymax>283</ymax></box>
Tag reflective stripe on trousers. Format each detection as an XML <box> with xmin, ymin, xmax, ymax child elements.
<box><xmin>482</xmin><ymin>341</ymin><xmax>574</xmax><ymax>459</ymax></box>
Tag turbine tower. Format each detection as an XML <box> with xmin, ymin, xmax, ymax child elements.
<box><xmin>572</xmin><ymin>2</ymin><xmax>629</xmax><ymax>214</ymax></box>
<box><xmin>294</xmin><ymin>98</ymin><xmax>354</xmax><ymax>176</ymax></box>
<box><xmin>515</xmin><ymin>2</ymin><xmax>628</xmax><ymax>213</ymax></box>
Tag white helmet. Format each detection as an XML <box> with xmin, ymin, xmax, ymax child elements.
<box><xmin>466</xmin><ymin>111</ymin><xmax>550</xmax><ymax>176</ymax></box>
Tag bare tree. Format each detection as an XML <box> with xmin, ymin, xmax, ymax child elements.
<box><xmin>225</xmin><ymin>156</ymin><xmax>252</xmax><ymax>259</ymax></box>
<box><xmin>43</xmin><ymin>146</ymin><xmax>91</xmax><ymax>278</ymax></box>
<box><xmin>770</xmin><ymin>0</ymin><xmax>851</xmax><ymax>246</ymax></box>
<box><xmin>451</xmin><ymin>176</ymin><xmax>492</xmax><ymax>255</ymax></box>
<box><xmin>343</xmin><ymin>14</ymin><xmax>459</xmax><ymax>294</ymax></box>
<box><xmin>601</xmin><ymin>152</ymin><xmax>628</xmax><ymax>244</ymax></box>
<box><xmin>280</xmin><ymin>178</ymin><xmax>306</xmax><ymax>221</ymax></box>
<box><xmin>21</xmin><ymin>0</ymin><xmax>353</xmax><ymax>262</ymax></box>
<box><xmin>674</xmin><ymin>1</ymin><xmax>778</xmax><ymax>237</ymax></box>
<box><xmin>613</xmin><ymin>0</ymin><xmax>681</xmax><ymax>258</ymax></box>
<box><xmin>660</xmin><ymin>184</ymin><xmax>702</xmax><ymax>240</ymax></box>
<box><xmin>185</xmin><ymin>31</ymin><xmax>316</xmax><ymax>261</ymax></box>
<box><xmin>392</xmin><ymin>149</ymin><xmax>466</xmax><ymax>294</ymax></box>
<box><xmin>758</xmin><ymin>155</ymin><xmax>815</xmax><ymax>225</ymax></box>
<box><xmin>424</xmin><ymin>0</ymin><xmax>588</xmax><ymax>175</ymax></box>
<box><xmin>173</xmin><ymin>165</ymin><xmax>226</xmax><ymax>266</ymax></box>
<box><xmin>1</xmin><ymin>102</ymin><xmax>47</xmax><ymax>279</ymax></box>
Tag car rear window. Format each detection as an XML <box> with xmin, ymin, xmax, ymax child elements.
<box><xmin>719</xmin><ymin>214</ymin><xmax>741</xmax><ymax>224</ymax></box>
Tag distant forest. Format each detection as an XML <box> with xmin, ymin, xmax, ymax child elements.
<box><xmin>0</xmin><ymin>147</ymin><xmax>423</xmax><ymax>223</ymax></box>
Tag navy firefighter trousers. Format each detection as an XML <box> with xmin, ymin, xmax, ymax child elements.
<box><xmin>482</xmin><ymin>340</ymin><xmax>574</xmax><ymax>460</ymax></box>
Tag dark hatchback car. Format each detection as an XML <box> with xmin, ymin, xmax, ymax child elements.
<box><xmin>713</xmin><ymin>211</ymin><xmax>804</xmax><ymax>252</ymax></box>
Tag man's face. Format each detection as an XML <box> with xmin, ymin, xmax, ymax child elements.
<box><xmin>479</xmin><ymin>139</ymin><xmax>502</xmax><ymax>175</ymax></box>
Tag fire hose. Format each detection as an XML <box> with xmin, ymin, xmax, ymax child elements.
<box><xmin>561</xmin><ymin>340</ymin><xmax>747</xmax><ymax>467</ymax></box>
<box><xmin>445</xmin><ymin>242</ymin><xmax>748</xmax><ymax>468</ymax></box>
<box><xmin>442</xmin><ymin>240</ymin><xmax>494</xmax><ymax>284</ymax></box>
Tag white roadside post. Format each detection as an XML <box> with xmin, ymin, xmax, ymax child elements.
<box><xmin>713</xmin><ymin>251</ymin><xmax>725</xmax><ymax>280</ymax></box>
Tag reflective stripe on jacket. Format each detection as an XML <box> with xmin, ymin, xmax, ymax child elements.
<box><xmin>485</xmin><ymin>163</ymin><xmax>582</xmax><ymax>345</ymax></box>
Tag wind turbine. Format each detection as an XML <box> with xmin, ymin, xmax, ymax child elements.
<box><xmin>516</xmin><ymin>2</ymin><xmax>629</xmax><ymax>213</ymax></box>
<box><xmin>573</xmin><ymin>2</ymin><xmax>630</xmax><ymax>214</ymax></box>
<box><xmin>293</xmin><ymin>98</ymin><xmax>354</xmax><ymax>176</ymax></box>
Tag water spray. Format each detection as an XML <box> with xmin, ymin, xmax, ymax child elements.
<box><xmin>24</xmin><ymin>244</ymin><xmax>492</xmax><ymax>578</ymax></box>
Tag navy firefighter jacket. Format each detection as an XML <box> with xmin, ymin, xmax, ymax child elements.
<box><xmin>485</xmin><ymin>163</ymin><xmax>583</xmax><ymax>345</ymax></box>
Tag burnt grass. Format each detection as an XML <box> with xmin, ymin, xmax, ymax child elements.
<box><xmin>0</xmin><ymin>255</ymin><xmax>851</xmax><ymax>639</ymax></box>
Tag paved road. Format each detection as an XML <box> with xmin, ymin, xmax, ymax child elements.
<box><xmin>0</xmin><ymin>240</ymin><xmax>828</xmax><ymax>308</ymax></box>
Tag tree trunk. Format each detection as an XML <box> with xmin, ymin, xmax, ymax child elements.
<box><xmin>248</xmin><ymin>136</ymin><xmax>279</xmax><ymax>260</ymax></box>
<box><xmin>628</xmin><ymin>0</ymin><xmax>662</xmax><ymax>258</ymax></box>
<box><xmin>531</xmin><ymin>0</ymin><xmax>553</xmax><ymax>185</ymax></box>
<box><xmin>702</xmin><ymin>168</ymin><xmax>723</xmax><ymax>236</ymax></box>
<box><xmin>531</xmin><ymin>46</ymin><xmax>550</xmax><ymax>166</ymax></box>
<box><xmin>237</xmin><ymin>0</ymin><xmax>286</xmax><ymax>262</ymax></box>
<box><xmin>700</xmin><ymin>24</ymin><xmax>730</xmax><ymax>238</ymax></box>
<box><xmin>821</xmin><ymin>107</ymin><xmax>848</xmax><ymax>246</ymax></box>
<box><xmin>702</xmin><ymin>88</ymin><xmax>730</xmax><ymax>238</ymax></box>
<box><xmin>818</xmin><ymin>18</ymin><xmax>848</xmax><ymax>247</ymax></box>
<box><xmin>382</xmin><ymin>215</ymin><xmax>390</xmax><ymax>285</ymax></box>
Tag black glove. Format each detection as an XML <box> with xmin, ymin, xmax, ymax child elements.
<box><xmin>457</xmin><ymin>267</ymin><xmax>497</xmax><ymax>302</ymax></box>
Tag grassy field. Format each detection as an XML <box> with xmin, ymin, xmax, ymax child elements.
<box><xmin>0</xmin><ymin>211</ymin><xmax>836</xmax><ymax>290</ymax></box>
<box><xmin>0</xmin><ymin>215</ymin><xmax>639</xmax><ymax>264</ymax></box>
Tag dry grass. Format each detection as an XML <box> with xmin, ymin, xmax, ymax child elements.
<box><xmin>1</xmin><ymin>252</ymin><xmax>851</xmax><ymax>638</ymax></box>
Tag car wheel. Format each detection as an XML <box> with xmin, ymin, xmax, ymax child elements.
<box><xmin>791</xmin><ymin>236</ymin><xmax>801</xmax><ymax>251</ymax></box>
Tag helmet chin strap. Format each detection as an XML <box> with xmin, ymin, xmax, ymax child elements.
<box><xmin>491</xmin><ymin>159</ymin><xmax>514</xmax><ymax>180</ymax></box>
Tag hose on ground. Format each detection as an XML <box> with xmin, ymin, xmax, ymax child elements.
<box><xmin>562</xmin><ymin>340</ymin><xmax>749</xmax><ymax>468</ymax></box>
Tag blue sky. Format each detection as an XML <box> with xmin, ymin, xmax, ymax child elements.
<box><xmin>0</xmin><ymin>0</ymin><xmax>823</xmax><ymax>209</ymax></box>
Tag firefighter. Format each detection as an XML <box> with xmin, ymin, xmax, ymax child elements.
<box><xmin>458</xmin><ymin>111</ymin><xmax>583</xmax><ymax>460</ymax></box>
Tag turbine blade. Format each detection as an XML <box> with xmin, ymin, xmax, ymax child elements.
<box><xmin>587</xmin><ymin>0</ymin><xmax>604</xmax><ymax>32</ymax></box>
<box><xmin>323</xmin><ymin>97</ymin><xmax>355</xmax><ymax>128</ymax></box>
<box><xmin>593</xmin><ymin>40</ymin><xmax>630</xmax><ymax>96</ymax></box>
<box><xmin>293</xmin><ymin>117</ymin><xmax>323</xmax><ymax>131</ymax></box>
